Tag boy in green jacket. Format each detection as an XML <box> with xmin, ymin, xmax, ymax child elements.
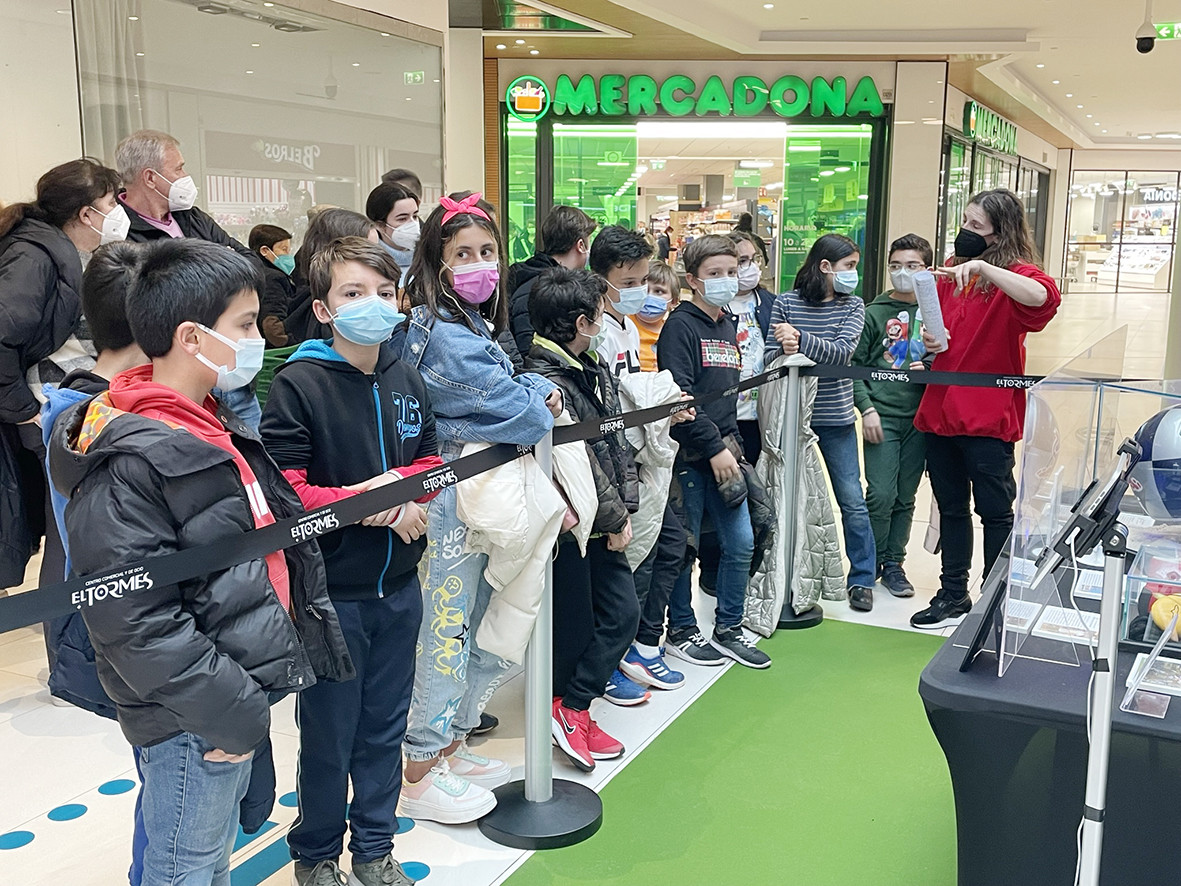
<box><xmin>851</xmin><ymin>234</ymin><xmax>933</xmax><ymax>598</ymax></box>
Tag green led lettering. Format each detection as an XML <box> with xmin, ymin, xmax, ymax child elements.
<box><xmin>627</xmin><ymin>75</ymin><xmax>659</xmax><ymax>116</ymax></box>
<box><xmin>553</xmin><ymin>74</ymin><xmax>598</xmax><ymax>116</ymax></box>
<box><xmin>810</xmin><ymin>76</ymin><xmax>847</xmax><ymax>116</ymax></box>
<box><xmin>846</xmin><ymin>76</ymin><xmax>884</xmax><ymax>117</ymax></box>
<box><xmin>733</xmin><ymin>76</ymin><xmax>769</xmax><ymax>117</ymax></box>
<box><xmin>659</xmin><ymin>75</ymin><xmax>697</xmax><ymax>117</ymax></box>
<box><xmin>599</xmin><ymin>74</ymin><xmax>626</xmax><ymax>115</ymax></box>
<box><xmin>769</xmin><ymin>75</ymin><xmax>809</xmax><ymax>117</ymax></box>
<box><xmin>695</xmin><ymin>75</ymin><xmax>732</xmax><ymax>116</ymax></box>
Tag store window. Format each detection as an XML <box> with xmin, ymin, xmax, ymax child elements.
<box><xmin>72</xmin><ymin>0</ymin><xmax>443</xmax><ymax>247</ymax></box>
<box><xmin>1065</xmin><ymin>170</ymin><xmax>1179</xmax><ymax>293</ymax></box>
<box><xmin>553</xmin><ymin>123</ymin><xmax>638</xmax><ymax>236</ymax></box>
<box><xmin>505</xmin><ymin>118</ymin><xmax>538</xmax><ymax>264</ymax></box>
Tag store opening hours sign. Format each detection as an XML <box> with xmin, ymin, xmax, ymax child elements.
<box><xmin>506</xmin><ymin>73</ymin><xmax>885</xmax><ymax>122</ymax></box>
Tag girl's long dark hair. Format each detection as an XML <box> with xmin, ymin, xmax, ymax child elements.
<box><xmin>405</xmin><ymin>191</ymin><xmax>508</xmax><ymax>336</ymax></box>
<box><xmin>0</xmin><ymin>158</ymin><xmax>121</xmax><ymax>240</ymax></box>
<box><xmin>793</xmin><ymin>233</ymin><xmax>859</xmax><ymax>304</ymax></box>
<box><xmin>957</xmin><ymin>188</ymin><xmax>1041</xmax><ymax>275</ymax></box>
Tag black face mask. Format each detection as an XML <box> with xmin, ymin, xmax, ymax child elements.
<box><xmin>954</xmin><ymin>228</ymin><xmax>989</xmax><ymax>259</ymax></box>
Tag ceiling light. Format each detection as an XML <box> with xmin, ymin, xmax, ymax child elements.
<box><xmin>433</xmin><ymin>78</ymin><xmax>440</xmax><ymax>83</ymax></box>
<box><xmin>405</xmin><ymin>97</ymin><xmax>412</xmax><ymax>101</ymax></box>
<box><xmin>245</xmin><ymin>69</ymin><xmax>254</xmax><ymax>74</ymax></box>
<box><xmin>128</xmin><ymin>15</ymin><xmax>139</xmax><ymax>21</ymax></box>
<box><xmin>767</xmin><ymin>181</ymin><xmax>784</xmax><ymax>189</ymax></box>
<box><xmin>834</xmin><ymin>165</ymin><xmax>852</xmax><ymax>172</ymax></box>
<box><xmin>858</xmin><ymin>194</ymin><xmax>868</xmax><ymax>200</ymax></box>
<box><xmin>810</xmin><ymin>177</ymin><xmax>819</xmax><ymax>182</ymax></box>
<box><xmin>637</xmin><ymin>120</ymin><xmax>786</xmax><ymax>139</ymax></box>
<box><xmin>55</xmin><ymin>8</ymin><xmax>71</xmax><ymax>14</ymax></box>
<box><xmin>1052</xmin><ymin>80</ymin><xmax>1060</xmax><ymax>84</ymax></box>
<box><xmin>380</xmin><ymin>32</ymin><xmax>390</xmax><ymax>37</ymax></box>
<box><xmin>251</xmin><ymin>42</ymin><xmax>260</xmax><ymax>47</ymax></box>
<box><xmin>136</xmin><ymin>51</ymin><xmax>145</xmax><ymax>56</ymax></box>
<box><xmin>495</xmin><ymin>43</ymin><xmax>507</xmax><ymax>49</ymax></box>
<box><xmin>515</xmin><ymin>38</ymin><xmax>526</xmax><ymax>44</ymax></box>
<box><xmin>352</xmin><ymin>62</ymin><xmax>360</xmax><ymax>67</ymax></box>
<box><xmin>1076</xmin><ymin>104</ymin><xmax>1083</xmax><ymax>109</ymax></box>
<box><xmin>1066</xmin><ymin>93</ymin><xmax>1073</xmax><ymax>98</ymax></box>
<box><xmin>819</xmin><ymin>169</ymin><xmax>835</xmax><ymax>176</ymax></box>
<box><xmin>263</xmin><ymin>1</ymin><xmax>274</xmax><ymax>5</ymax></box>
<box><xmin>1102</xmin><ymin>130</ymin><xmax>1108</xmax><ymax>134</ymax></box>
<box><xmin>739</xmin><ymin>159</ymin><xmax>775</xmax><ymax>168</ymax></box>
<box><xmin>569</xmin><ymin>178</ymin><xmax>589</xmax><ymax>183</ymax></box>
<box><xmin>1086</xmin><ymin>114</ymin><xmax>1093</xmax><ymax>118</ymax></box>
<box><xmin>1036</xmin><ymin>63</ymin><xmax>1044</xmax><ymax>68</ymax></box>
<box><xmin>763</xmin><ymin>2</ymin><xmax>774</xmax><ymax>6</ymax></box>
<box><xmin>1138</xmin><ymin>134</ymin><xmax>1154</xmax><ymax>140</ymax></box>
<box><xmin>530</xmin><ymin>49</ymin><xmax>539</xmax><ymax>55</ymax></box>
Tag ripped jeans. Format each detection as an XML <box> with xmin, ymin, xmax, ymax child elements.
<box><xmin>403</xmin><ymin>476</ymin><xmax>510</xmax><ymax>762</ymax></box>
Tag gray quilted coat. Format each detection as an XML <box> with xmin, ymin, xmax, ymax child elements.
<box><xmin>744</xmin><ymin>354</ymin><xmax>844</xmax><ymax>637</ymax></box>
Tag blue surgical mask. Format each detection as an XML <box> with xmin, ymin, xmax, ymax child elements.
<box><xmin>832</xmin><ymin>269</ymin><xmax>859</xmax><ymax>295</ymax></box>
<box><xmin>637</xmin><ymin>295</ymin><xmax>670</xmax><ymax>321</ymax></box>
<box><xmin>701</xmin><ymin>276</ymin><xmax>739</xmax><ymax>307</ymax></box>
<box><xmin>331</xmin><ymin>296</ymin><xmax>406</xmax><ymax>346</ymax></box>
<box><xmin>272</xmin><ymin>253</ymin><xmax>295</xmax><ymax>275</ymax></box>
<box><xmin>195</xmin><ymin>324</ymin><xmax>265</xmax><ymax>391</ymax></box>
<box><xmin>608</xmin><ymin>281</ymin><xmax>647</xmax><ymax>315</ymax></box>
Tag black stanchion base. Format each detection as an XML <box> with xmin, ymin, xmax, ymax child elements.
<box><xmin>778</xmin><ymin>603</ymin><xmax>824</xmax><ymax>630</ymax></box>
<box><xmin>478</xmin><ymin>779</ymin><xmax>603</xmax><ymax>850</ymax></box>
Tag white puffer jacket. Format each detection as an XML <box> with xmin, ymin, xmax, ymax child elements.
<box><xmin>456</xmin><ymin>444</ymin><xmax>567</xmax><ymax>663</ymax></box>
<box><xmin>552</xmin><ymin>410</ymin><xmax>599</xmax><ymax>555</ymax></box>
<box><xmin>617</xmin><ymin>369</ymin><xmax>682</xmax><ymax>570</ymax></box>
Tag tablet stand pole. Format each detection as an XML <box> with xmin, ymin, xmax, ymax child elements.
<box><xmin>479</xmin><ymin>432</ymin><xmax>603</xmax><ymax>849</ymax></box>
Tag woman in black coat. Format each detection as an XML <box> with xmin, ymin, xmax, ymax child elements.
<box><xmin>0</xmin><ymin>157</ymin><xmax>123</xmax><ymax>589</ymax></box>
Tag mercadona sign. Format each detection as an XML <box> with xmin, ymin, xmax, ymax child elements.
<box><xmin>505</xmin><ymin>73</ymin><xmax>884</xmax><ymax>122</ymax></box>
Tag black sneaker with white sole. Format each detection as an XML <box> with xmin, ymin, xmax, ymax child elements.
<box><xmin>710</xmin><ymin>624</ymin><xmax>771</xmax><ymax>669</ymax></box>
<box><xmin>664</xmin><ymin>627</ymin><xmax>727</xmax><ymax>666</ymax></box>
<box><xmin>909</xmin><ymin>593</ymin><xmax>972</xmax><ymax>629</ymax></box>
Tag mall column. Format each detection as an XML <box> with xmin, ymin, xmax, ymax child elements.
<box><xmin>777</xmin><ymin>356</ymin><xmax>823</xmax><ymax>629</ymax></box>
<box><xmin>478</xmin><ymin>431</ymin><xmax>603</xmax><ymax>849</ymax></box>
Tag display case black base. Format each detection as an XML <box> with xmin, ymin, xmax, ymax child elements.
<box><xmin>778</xmin><ymin>603</ymin><xmax>824</xmax><ymax>630</ymax></box>
<box><xmin>477</xmin><ymin>779</ymin><xmax>603</xmax><ymax>850</ymax></box>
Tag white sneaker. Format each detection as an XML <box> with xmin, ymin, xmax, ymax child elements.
<box><xmin>397</xmin><ymin>758</ymin><xmax>496</xmax><ymax>824</ymax></box>
<box><xmin>445</xmin><ymin>741</ymin><xmax>512</xmax><ymax>790</ymax></box>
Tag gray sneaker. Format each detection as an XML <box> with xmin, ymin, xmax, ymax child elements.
<box><xmin>351</xmin><ymin>855</ymin><xmax>416</xmax><ymax>886</ymax></box>
<box><xmin>665</xmin><ymin>627</ymin><xmax>727</xmax><ymax>666</ymax></box>
<box><xmin>710</xmin><ymin>624</ymin><xmax>771</xmax><ymax>669</ymax></box>
<box><xmin>292</xmin><ymin>860</ymin><xmax>349</xmax><ymax>886</ymax></box>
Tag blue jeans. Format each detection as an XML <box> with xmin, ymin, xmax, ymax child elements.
<box><xmin>814</xmin><ymin>424</ymin><xmax>877</xmax><ymax>589</ymax></box>
<box><xmin>213</xmin><ymin>385</ymin><xmax>261</xmax><ymax>433</ymax></box>
<box><xmin>404</xmin><ymin>464</ymin><xmax>509</xmax><ymax>762</ymax></box>
<box><xmin>672</xmin><ymin>462</ymin><xmax>753</xmax><ymax>631</ymax></box>
<box><xmin>137</xmin><ymin>732</ymin><xmax>253</xmax><ymax>886</ymax></box>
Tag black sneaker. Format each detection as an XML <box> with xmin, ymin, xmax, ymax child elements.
<box><xmin>879</xmin><ymin>562</ymin><xmax>915</xmax><ymax>598</ymax></box>
<box><xmin>848</xmin><ymin>585</ymin><xmax>874</xmax><ymax>612</ymax></box>
<box><xmin>710</xmin><ymin>624</ymin><xmax>771</xmax><ymax>669</ymax></box>
<box><xmin>665</xmin><ymin>627</ymin><xmax>726</xmax><ymax>666</ymax></box>
<box><xmin>472</xmin><ymin>712</ymin><xmax>498</xmax><ymax>736</ymax></box>
<box><xmin>909</xmin><ymin>593</ymin><xmax>972</xmax><ymax>629</ymax></box>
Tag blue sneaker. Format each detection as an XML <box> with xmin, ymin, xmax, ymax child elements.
<box><xmin>619</xmin><ymin>644</ymin><xmax>686</xmax><ymax>691</ymax></box>
<box><xmin>604</xmin><ymin>668</ymin><xmax>651</xmax><ymax>706</ymax></box>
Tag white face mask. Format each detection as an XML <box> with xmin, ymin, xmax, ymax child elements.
<box><xmin>86</xmin><ymin>204</ymin><xmax>131</xmax><ymax>245</ymax></box>
<box><xmin>701</xmin><ymin>276</ymin><xmax>740</xmax><ymax>307</ymax></box>
<box><xmin>890</xmin><ymin>267</ymin><xmax>918</xmax><ymax>294</ymax></box>
<box><xmin>737</xmin><ymin>263</ymin><xmax>761</xmax><ymax>292</ymax></box>
<box><xmin>388</xmin><ymin>218</ymin><xmax>421</xmax><ymax>250</ymax></box>
<box><xmin>151</xmin><ymin>170</ymin><xmax>198</xmax><ymax>213</ymax></box>
<box><xmin>195</xmin><ymin>323</ymin><xmax>265</xmax><ymax>391</ymax></box>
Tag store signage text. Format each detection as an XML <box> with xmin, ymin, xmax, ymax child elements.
<box><xmin>963</xmin><ymin>101</ymin><xmax>1017</xmax><ymax>155</ymax></box>
<box><xmin>260</xmin><ymin>140</ymin><xmax>322</xmax><ymax>172</ymax></box>
<box><xmin>203</xmin><ymin>131</ymin><xmax>357</xmax><ymax>178</ymax></box>
<box><xmin>506</xmin><ymin>73</ymin><xmax>884</xmax><ymax>121</ymax></box>
<box><xmin>1142</xmin><ymin>186</ymin><xmax>1179</xmax><ymax>203</ymax></box>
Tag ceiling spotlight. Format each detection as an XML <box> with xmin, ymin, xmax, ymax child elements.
<box><xmin>352</xmin><ymin>62</ymin><xmax>360</xmax><ymax>67</ymax></box>
<box><xmin>251</xmin><ymin>42</ymin><xmax>260</xmax><ymax>47</ymax></box>
<box><xmin>819</xmin><ymin>169</ymin><xmax>835</xmax><ymax>177</ymax></box>
<box><xmin>1102</xmin><ymin>129</ymin><xmax>1108</xmax><ymax>133</ymax></box>
<box><xmin>1076</xmin><ymin>104</ymin><xmax>1083</xmax><ymax>108</ymax></box>
<box><xmin>1138</xmin><ymin>134</ymin><xmax>1154</xmax><ymax>140</ymax></box>
<box><xmin>515</xmin><ymin>38</ymin><xmax>526</xmax><ymax>44</ymax></box>
<box><xmin>763</xmin><ymin>2</ymin><xmax>775</xmax><ymax>7</ymax></box>
<box><xmin>1086</xmin><ymin>114</ymin><xmax>1093</xmax><ymax>118</ymax></box>
<box><xmin>263</xmin><ymin>1</ymin><xmax>274</xmax><ymax>5</ymax></box>
<box><xmin>834</xmin><ymin>165</ymin><xmax>852</xmax><ymax>172</ymax></box>
<box><xmin>136</xmin><ymin>51</ymin><xmax>145</xmax><ymax>56</ymax></box>
<box><xmin>1036</xmin><ymin>63</ymin><xmax>1044</xmax><ymax>68</ymax></box>
<box><xmin>128</xmin><ymin>15</ymin><xmax>139</xmax><ymax>21</ymax></box>
<box><xmin>530</xmin><ymin>49</ymin><xmax>540</xmax><ymax>55</ymax></box>
<box><xmin>1052</xmin><ymin>79</ymin><xmax>1060</xmax><ymax>84</ymax></box>
<box><xmin>1066</xmin><ymin>93</ymin><xmax>1073</xmax><ymax>97</ymax></box>
<box><xmin>495</xmin><ymin>43</ymin><xmax>507</xmax><ymax>49</ymax></box>
<box><xmin>196</xmin><ymin>2</ymin><xmax>228</xmax><ymax>12</ymax></box>
<box><xmin>245</xmin><ymin>69</ymin><xmax>254</xmax><ymax>74</ymax></box>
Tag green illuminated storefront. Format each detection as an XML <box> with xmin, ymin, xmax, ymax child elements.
<box><xmin>497</xmin><ymin>63</ymin><xmax>893</xmax><ymax>295</ymax></box>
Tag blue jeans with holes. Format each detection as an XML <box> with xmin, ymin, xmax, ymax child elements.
<box><xmin>672</xmin><ymin>462</ymin><xmax>753</xmax><ymax>631</ymax></box>
<box><xmin>137</xmin><ymin>732</ymin><xmax>253</xmax><ymax>886</ymax></box>
<box><xmin>814</xmin><ymin>423</ymin><xmax>878</xmax><ymax>590</ymax></box>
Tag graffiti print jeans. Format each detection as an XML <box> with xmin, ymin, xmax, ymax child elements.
<box><xmin>403</xmin><ymin>477</ymin><xmax>509</xmax><ymax>762</ymax></box>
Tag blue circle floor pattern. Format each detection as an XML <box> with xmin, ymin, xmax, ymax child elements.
<box><xmin>1</xmin><ymin>777</ymin><xmax>136</xmax><ymax>848</ymax></box>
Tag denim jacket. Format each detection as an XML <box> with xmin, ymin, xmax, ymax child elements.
<box><xmin>401</xmin><ymin>304</ymin><xmax>556</xmax><ymax>448</ymax></box>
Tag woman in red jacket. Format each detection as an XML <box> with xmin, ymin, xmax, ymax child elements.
<box><xmin>910</xmin><ymin>188</ymin><xmax>1061</xmax><ymax>628</ymax></box>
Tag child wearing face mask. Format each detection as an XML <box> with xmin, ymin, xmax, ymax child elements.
<box><xmin>851</xmin><ymin>234</ymin><xmax>933</xmax><ymax>602</ymax></box>
<box><xmin>365</xmin><ymin>182</ymin><xmax>421</xmax><ymax>285</ymax></box>
<box><xmin>765</xmin><ymin>233</ymin><xmax>877</xmax><ymax>614</ymax></box>
<box><xmin>635</xmin><ymin>259</ymin><xmax>677</xmax><ymax>372</ymax></box>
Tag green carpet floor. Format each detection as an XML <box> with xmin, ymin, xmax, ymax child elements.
<box><xmin>506</xmin><ymin>621</ymin><xmax>956</xmax><ymax>886</ymax></box>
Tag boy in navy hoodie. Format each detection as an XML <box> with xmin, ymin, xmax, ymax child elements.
<box><xmin>260</xmin><ymin>237</ymin><xmax>442</xmax><ymax>886</ymax></box>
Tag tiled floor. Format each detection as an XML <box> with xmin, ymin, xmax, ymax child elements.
<box><xmin>0</xmin><ymin>286</ymin><xmax>1167</xmax><ymax>885</ymax></box>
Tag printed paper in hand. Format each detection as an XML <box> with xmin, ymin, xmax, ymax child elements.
<box><xmin>913</xmin><ymin>270</ymin><xmax>947</xmax><ymax>351</ymax></box>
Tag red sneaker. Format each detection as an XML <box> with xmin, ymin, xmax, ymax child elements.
<box><xmin>551</xmin><ymin>699</ymin><xmax>595</xmax><ymax>772</ymax></box>
<box><xmin>587</xmin><ymin>717</ymin><xmax>625</xmax><ymax>760</ymax></box>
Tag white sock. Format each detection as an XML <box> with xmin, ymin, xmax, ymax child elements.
<box><xmin>634</xmin><ymin>642</ymin><xmax>661</xmax><ymax>659</ymax></box>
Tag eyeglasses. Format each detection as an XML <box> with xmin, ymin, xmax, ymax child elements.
<box><xmin>737</xmin><ymin>257</ymin><xmax>758</xmax><ymax>269</ymax></box>
<box><xmin>887</xmin><ymin>262</ymin><xmax>926</xmax><ymax>272</ymax></box>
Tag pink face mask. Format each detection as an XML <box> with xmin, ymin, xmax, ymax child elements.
<box><xmin>448</xmin><ymin>260</ymin><xmax>500</xmax><ymax>305</ymax></box>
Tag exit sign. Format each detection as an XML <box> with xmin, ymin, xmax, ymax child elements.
<box><xmin>404</xmin><ymin>71</ymin><xmax>425</xmax><ymax>85</ymax></box>
<box><xmin>1155</xmin><ymin>23</ymin><xmax>1181</xmax><ymax>38</ymax></box>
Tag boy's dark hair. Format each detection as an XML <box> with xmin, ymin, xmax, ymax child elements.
<box><xmin>127</xmin><ymin>240</ymin><xmax>263</xmax><ymax>358</ymax></box>
<box><xmin>682</xmin><ymin>234</ymin><xmax>738</xmax><ymax>278</ymax></box>
<box><xmin>381</xmin><ymin>167</ymin><xmax>423</xmax><ymax>200</ymax></box>
<box><xmin>294</xmin><ymin>208</ymin><xmax>376</xmax><ymax>279</ymax></box>
<box><xmin>529</xmin><ymin>266</ymin><xmax>605</xmax><ymax>345</ymax></box>
<box><xmin>541</xmin><ymin>205</ymin><xmax>596</xmax><ymax>257</ymax></box>
<box><xmin>83</xmin><ymin>241</ymin><xmax>147</xmax><ymax>353</ymax></box>
<box><xmin>309</xmin><ymin>236</ymin><xmax>401</xmax><ymax>302</ymax></box>
<box><xmin>794</xmin><ymin>233</ymin><xmax>860</xmax><ymax>304</ymax></box>
<box><xmin>588</xmin><ymin>224</ymin><xmax>652</xmax><ymax>277</ymax></box>
<box><xmin>405</xmin><ymin>190</ymin><xmax>509</xmax><ymax>336</ymax></box>
<box><xmin>365</xmin><ymin>182</ymin><xmax>419</xmax><ymax>227</ymax></box>
<box><xmin>248</xmin><ymin>224</ymin><xmax>292</xmax><ymax>254</ymax></box>
<box><xmin>889</xmin><ymin>233</ymin><xmax>934</xmax><ymax>268</ymax></box>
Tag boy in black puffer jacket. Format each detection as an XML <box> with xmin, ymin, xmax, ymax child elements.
<box><xmin>525</xmin><ymin>266</ymin><xmax>640</xmax><ymax>773</ymax></box>
<box><xmin>48</xmin><ymin>239</ymin><xmax>353</xmax><ymax>886</ymax></box>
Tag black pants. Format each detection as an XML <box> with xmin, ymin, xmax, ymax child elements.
<box><xmin>925</xmin><ymin>434</ymin><xmax>1017</xmax><ymax>599</ymax></box>
<box><xmin>288</xmin><ymin>577</ymin><xmax>421</xmax><ymax>866</ymax></box>
<box><xmin>633</xmin><ymin>503</ymin><xmax>688</xmax><ymax>646</ymax></box>
<box><xmin>552</xmin><ymin>536</ymin><xmax>640</xmax><ymax>710</ymax></box>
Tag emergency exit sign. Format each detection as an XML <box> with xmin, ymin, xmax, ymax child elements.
<box><xmin>1155</xmin><ymin>23</ymin><xmax>1181</xmax><ymax>38</ymax></box>
<box><xmin>404</xmin><ymin>71</ymin><xmax>425</xmax><ymax>85</ymax></box>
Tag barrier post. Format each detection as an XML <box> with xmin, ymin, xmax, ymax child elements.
<box><xmin>479</xmin><ymin>430</ymin><xmax>604</xmax><ymax>849</ymax></box>
<box><xmin>776</xmin><ymin>361</ymin><xmax>823</xmax><ymax>629</ymax></box>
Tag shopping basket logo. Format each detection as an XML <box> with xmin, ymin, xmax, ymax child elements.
<box><xmin>506</xmin><ymin>76</ymin><xmax>551</xmax><ymax>121</ymax></box>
